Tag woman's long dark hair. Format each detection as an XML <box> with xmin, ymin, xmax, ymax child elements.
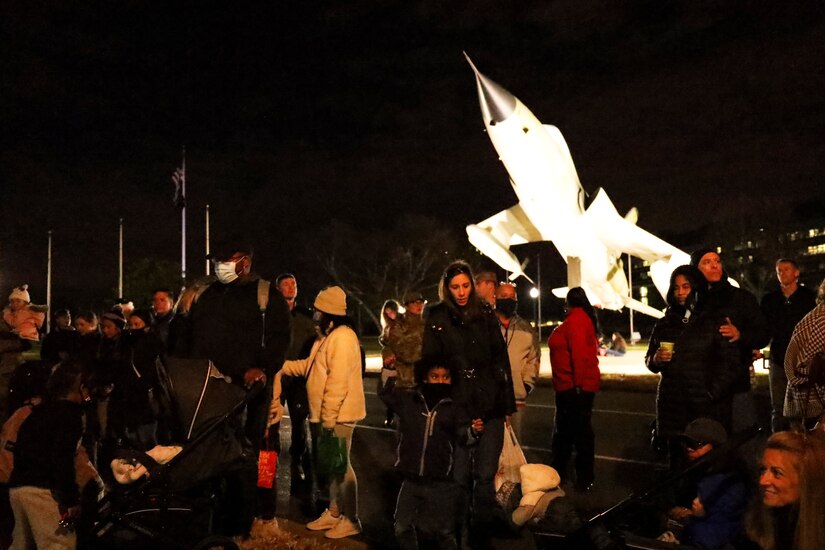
<box><xmin>666</xmin><ymin>264</ymin><xmax>707</xmax><ymax>314</ymax></box>
<box><xmin>438</xmin><ymin>260</ymin><xmax>483</xmax><ymax>319</ymax></box>
<box><xmin>317</xmin><ymin>311</ymin><xmax>358</xmax><ymax>337</ymax></box>
<box><xmin>566</xmin><ymin>287</ymin><xmax>601</xmax><ymax>336</ymax></box>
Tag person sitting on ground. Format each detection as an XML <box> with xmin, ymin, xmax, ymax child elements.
<box><xmin>8</xmin><ymin>361</ymin><xmax>89</xmax><ymax>550</ymax></box>
<box><xmin>380</xmin><ymin>364</ymin><xmax>483</xmax><ymax>550</ymax></box>
<box><xmin>605</xmin><ymin>332</ymin><xmax>627</xmax><ymax>357</ymax></box>
<box><xmin>665</xmin><ymin>418</ymin><xmax>749</xmax><ymax>549</ymax></box>
<box><xmin>744</xmin><ymin>429</ymin><xmax>825</xmax><ymax>550</ymax></box>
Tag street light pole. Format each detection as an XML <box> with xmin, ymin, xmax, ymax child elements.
<box><xmin>537</xmin><ymin>253</ymin><xmax>542</xmax><ymax>342</ymax></box>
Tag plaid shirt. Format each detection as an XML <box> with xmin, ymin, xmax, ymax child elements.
<box><xmin>784</xmin><ymin>303</ymin><xmax>825</xmax><ymax>419</ymax></box>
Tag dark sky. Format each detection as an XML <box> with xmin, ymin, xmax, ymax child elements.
<box><xmin>2</xmin><ymin>1</ymin><xmax>825</xmax><ymax>306</ymax></box>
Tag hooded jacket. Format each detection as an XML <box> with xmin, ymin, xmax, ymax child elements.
<box><xmin>380</xmin><ymin>378</ymin><xmax>474</xmax><ymax>480</ymax></box>
<box><xmin>417</xmin><ymin>300</ymin><xmax>516</xmax><ymax>419</ymax></box>
<box><xmin>646</xmin><ymin>266</ymin><xmax>741</xmax><ymax>437</ymax></box>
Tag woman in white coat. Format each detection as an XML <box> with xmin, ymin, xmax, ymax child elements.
<box><xmin>273</xmin><ymin>286</ymin><xmax>365</xmax><ymax>539</ymax></box>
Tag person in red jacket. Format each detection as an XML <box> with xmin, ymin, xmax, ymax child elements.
<box><xmin>548</xmin><ymin>287</ymin><xmax>600</xmax><ymax>492</ymax></box>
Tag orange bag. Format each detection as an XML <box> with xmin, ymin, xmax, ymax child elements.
<box><xmin>258</xmin><ymin>449</ymin><xmax>278</xmax><ymax>488</ymax></box>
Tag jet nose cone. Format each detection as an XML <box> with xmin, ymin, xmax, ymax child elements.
<box><xmin>463</xmin><ymin>52</ymin><xmax>516</xmax><ymax>124</ymax></box>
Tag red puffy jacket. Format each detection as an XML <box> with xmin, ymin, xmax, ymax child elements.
<box><xmin>548</xmin><ymin>307</ymin><xmax>600</xmax><ymax>393</ymax></box>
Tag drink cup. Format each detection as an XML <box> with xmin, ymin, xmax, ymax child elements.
<box><xmin>659</xmin><ymin>342</ymin><xmax>674</xmax><ymax>352</ymax></box>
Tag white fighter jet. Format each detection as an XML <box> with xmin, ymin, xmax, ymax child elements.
<box><xmin>464</xmin><ymin>54</ymin><xmax>691</xmax><ymax>318</ymax></box>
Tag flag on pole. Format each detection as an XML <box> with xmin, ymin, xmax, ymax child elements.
<box><xmin>172</xmin><ymin>167</ymin><xmax>185</xmax><ymax>210</ymax></box>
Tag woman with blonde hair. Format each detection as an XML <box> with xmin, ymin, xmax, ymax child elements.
<box><xmin>745</xmin><ymin>429</ymin><xmax>825</xmax><ymax>549</ymax></box>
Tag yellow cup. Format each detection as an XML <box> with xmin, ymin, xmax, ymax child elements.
<box><xmin>659</xmin><ymin>342</ymin><xmax>674</xmax><ymax>352</ymax></box>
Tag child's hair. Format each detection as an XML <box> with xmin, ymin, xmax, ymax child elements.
<box><xmin>419</xmin><ymin>364</ymin><xmax>452</xmax><ymax>384</ymax></box>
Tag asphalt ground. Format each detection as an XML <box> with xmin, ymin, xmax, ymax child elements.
<box><xmin>268</xmin><ymin>372</ymin><xmax>772</xmax><ymax>549</ymax></box>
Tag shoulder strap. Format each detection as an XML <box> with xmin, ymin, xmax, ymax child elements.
<box><xmin>192</xmin><ymin>283</ymin><xmax>210</xmax><ymax>304</ymax></box>
<box><xmin>257</xmin><ymin>279</ymin><xmax>270</xmax><ymax>312</ymax></box>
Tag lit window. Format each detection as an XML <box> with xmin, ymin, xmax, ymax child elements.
<box><xmin>639</xmin><ymin>286</ymin><xmax>648</xmax><ymax>297</ymax></box>
<box><xmin>806</xmin><ymin>244</ymin><xmax>825</xmax><ymax>255</ymax></box>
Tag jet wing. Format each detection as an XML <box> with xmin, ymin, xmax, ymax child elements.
<box><xmin>582</xmin><ymin>188</ymin><xmax>687</xmax><ymax>262</ymax></box>
<box><xmin>477</xmin><ymin>202</ymin><xmax>544</xmax><ymax>246</ymax></box>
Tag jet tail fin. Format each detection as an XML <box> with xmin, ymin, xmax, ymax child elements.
<box><xmin>508</xmin><ymin>258</ymin><xmax>534</xmax><ymax>283</ymax></box>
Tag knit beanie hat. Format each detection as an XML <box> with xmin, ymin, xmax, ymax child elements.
<box><xmin>9</xmin><ymin>284</ymin><xmax>31</xmax><ymax>303</ymax></box>
<box><xmin>314</xmin><ymin>286</ymin><xmax>347</xmax><ymax>316</ymax></box>
<box><xmin>689</xmin><ymin>247</ymin><xmax>718</xmax><ymax>268</ymax></box>
<box><xmin>102</xmin><ymin>309</ymin><xmax>126</xmax><ymax>329</ymax></box>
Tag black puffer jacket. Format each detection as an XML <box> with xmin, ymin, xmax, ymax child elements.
<box><xmin>705</xmin><ymin>279</ymin><xmax>770</xmax><ymax>392</ymax></box>
<box><xmin>418</xmin><ymin>301</ymin><xmax>515</xmax><ymax>420</ymax></box>
<box><xmin>646</xmin><ymin>308</ymin><xmax>740</xmax><ymax>437</ymax></box>
<box><xmin>646</xmin><ymin>265</ymin><xmax>741</xmax><ymax>438</ymax></box>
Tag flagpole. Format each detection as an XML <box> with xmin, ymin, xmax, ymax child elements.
<box><xmin>181</xmin><ymin>146</ymin><xmax>187</xmax><ymax>285</ymax></box>
<box><xmin>628</xmin><ymin>253</ymin><xmax>634</xmax><ymax>337</ymax></box>
<box><xmin>46</xmin><ymin>230</ymin><xmax>52</xmax><ymax>333</ymax></box>
<box><xmin>205</xmin><ymin>203</ymin><xmax>211</xmax><ymax>275</ymax></box>
<box><xmin>118</xmin><ymin>218</ymin><xmax>124</xmax><ymax>298</ymax></box>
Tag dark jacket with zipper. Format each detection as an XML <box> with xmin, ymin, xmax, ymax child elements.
<box><xmin>646</xmin><ymin>306</ymin><xmax>741</xmax><ymax>437</ymax></box>
<box><xmin>380</xmin><ymin>377</ymin><xmax>474</xmax><ymax>480</ymax></box>
<box><xmin>417</xmin><ymin>300</ymin><xmax>516</xmax><ymax>420</ymax></box>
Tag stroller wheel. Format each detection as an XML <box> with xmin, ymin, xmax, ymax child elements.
<box><xmin>191</xmin><ymin>535</ymin><xmax>240</xmax><ymax>550</ymax></box>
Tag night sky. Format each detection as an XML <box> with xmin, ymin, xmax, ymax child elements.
<box><xmin>3</xmin><ymin>2</ymin><xmax>825</xmax><ymax>308</ymax></box>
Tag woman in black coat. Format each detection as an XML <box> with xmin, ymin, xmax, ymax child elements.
<box><xmin>418</xmin><ymin>260</ymin><xmax>515</xmax><ymax>548</ymax></box>
<box><xmin>645</xmin><ymin>265</ymin><xmax>740</xmax><ymax>470</ymax></box>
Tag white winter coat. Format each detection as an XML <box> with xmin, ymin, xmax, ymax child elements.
<box><xmin>277</xmin><ymin>325</ymin><xmax>365</xmax><ymax>429</ymax></box>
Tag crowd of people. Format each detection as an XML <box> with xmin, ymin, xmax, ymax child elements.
<box><xmin>1</xmin><ymin>244</ymin><xmax>825</xmax><ymax>550</ymax></box>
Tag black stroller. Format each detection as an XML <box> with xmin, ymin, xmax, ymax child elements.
<box><xmin>90</xmin><ymin>357</ymin><xmax>261</xmax><ymax>550</ymax></box>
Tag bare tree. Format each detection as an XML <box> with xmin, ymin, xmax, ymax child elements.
<box><xmin>313</xmin><ymin>215</ymin><xmax>476</xmax><ymax>332</ymax></box>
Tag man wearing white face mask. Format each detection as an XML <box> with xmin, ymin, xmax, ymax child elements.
<box><xmin>184</xmin><ymin>240</ymin><xmax>292</xmax><ymax>533</ymax></box>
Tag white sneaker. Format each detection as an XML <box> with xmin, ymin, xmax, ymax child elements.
<box><xmin>306</xmin><ymin>509</ymin><xmax>341</xmax><ymax>531</ymax></box>
<box><xmin>325</xmin><ymin>516</ymin><xmax>361</xmax><ymax>539</ymax></box>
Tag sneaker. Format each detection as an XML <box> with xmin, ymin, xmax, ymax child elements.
<box><xmin>306</xmin><ymin>509</ymin><xmax>341</xmax><ymax>531</ymax></box>
<box><xmin>325</xmin><ymin>516</ymin><xmax>361</xmax><ymax>539</ymax></box>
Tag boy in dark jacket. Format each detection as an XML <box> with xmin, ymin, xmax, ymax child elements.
<box><xmin>381</xmin><ymin>365</ymin><xmax>483</xmax><ymax>550</ymax></box>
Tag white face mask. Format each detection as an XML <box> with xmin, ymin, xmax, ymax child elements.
<box><xmin>214</xmin><ymin>260</ymin><xmax>240</xmax><ymax>284</ymax></box>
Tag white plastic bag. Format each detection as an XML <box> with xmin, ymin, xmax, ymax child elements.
<box><xmin>495</xmin><ymin>424</ymin><xmax>527</xmax><ymax>491</ymax></box>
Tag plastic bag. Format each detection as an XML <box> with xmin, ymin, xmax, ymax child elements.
<box><xmin>316</xmin><ymin>429</ymin><xmax>348</xmax><ymax>477</ymax></box>
<box><xmin>495</xmin><ymin>423</ymin><xmax>527</xmax><ymax>491</ymax></box>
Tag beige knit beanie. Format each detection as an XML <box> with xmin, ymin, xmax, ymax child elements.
<box><xmin>314</xmin><ymin>286</ymin><xmax>347</xmax><ymax>316</ymax></box>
